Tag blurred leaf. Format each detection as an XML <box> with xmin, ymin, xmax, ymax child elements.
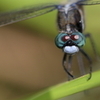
<box><xmin>17</xmin><ymin>62</ymin><xmax>100</xmax><ymax>100</ymax></box>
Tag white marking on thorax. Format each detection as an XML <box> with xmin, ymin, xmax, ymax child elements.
<box><xmin>64</xmin><ymin>4</ymin><xmax>71</xmax><ymax>14</ymax></box>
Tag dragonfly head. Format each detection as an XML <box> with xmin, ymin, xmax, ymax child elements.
<box><xmin>55</xmin><ymin>31</ymin><xmax>86</xmax><ymax>54</ymax></box>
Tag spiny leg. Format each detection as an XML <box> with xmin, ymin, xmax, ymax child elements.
<box><xmin>62</xmin><ymin>53</ymin><xmax>74</xmax><ymax>80</ymax></box>
<box><xmin>85</xmin><ymin>33</ymin><xmax>99</xmax><ymax>60</ymax></box>
<box><xmin>80</xmin><ymin>48</ymin><xmax>92</xmax><ymax>80</ymax></box>
<box><xmin>77</xmin><ymin>51</ymin><xmax>86</xmax><ymax>76</ymax></box>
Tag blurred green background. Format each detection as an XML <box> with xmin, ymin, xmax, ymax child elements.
<box><xmin>0</xmin><ymin>0</ymin><xmax>100</xmax><ymax>100</ymax></box>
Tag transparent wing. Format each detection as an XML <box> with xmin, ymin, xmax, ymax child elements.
<box><xmin>76</xmin><ymin>0</ymin><xmax>100</xmax><ymax>5</ymax></box>
<box><xmin>0</xmin><ymin>4</ymin><xmax>58</xmax><ymax>27</ymax></box>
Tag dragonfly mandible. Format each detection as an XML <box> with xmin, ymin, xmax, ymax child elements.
<box><xmin>0</xmin><ymin>0</ymin><xmax>100</xmax><ymax>80</ymax></box>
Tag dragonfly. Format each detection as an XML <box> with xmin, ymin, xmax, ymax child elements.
<box><xmin>0</xmin><ymin>0</ymin><xmax>99</xmax><ymax>80</ymax></box>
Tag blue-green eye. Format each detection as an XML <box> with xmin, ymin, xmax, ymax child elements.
<box><xmin>55</xmin><ymin>33</ymin><xmax>68</xmax><ymax>48</ymax></box>
<box><xmin>72</xmin><ymin>32</ymin><xmax>86</xmax><ymax>47</ymax></box>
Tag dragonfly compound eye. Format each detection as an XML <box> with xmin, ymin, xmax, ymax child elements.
<box><xmin>71</xmin><ymin>32</ymin><xmax>86</xmax><ymax>47</ymax></box>
<box><xmin>55</xmin><ymin>33</ymin><xmax>69</xmax><ymax>48</ymax></box>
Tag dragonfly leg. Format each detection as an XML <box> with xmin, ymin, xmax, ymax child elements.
<box><xmin>77</xmin><ymin>51</ymin><xmax>86</xmax><ymax>76</ymax></box>
<box><xmin>62</xmin><ymin>53</ymin><xmax>74</xmax><ymax>80</ymax></box>
<box><xmin>80</xmin><ymin>48</ymin><xmax>92</xmax><ymax>80</ymax></box>
<box><xmin>85</xmin><ymin>33</ymin><xmax>99</xmax><ymax>61</ymax></box>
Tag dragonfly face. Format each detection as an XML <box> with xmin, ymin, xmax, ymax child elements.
<box><xmin>55</xmin><ymin>31</ymin><xmax>86</xmax><ymax>54</ymax></box>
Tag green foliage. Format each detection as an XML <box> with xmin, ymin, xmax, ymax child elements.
<box><xmin>18</xmin><ymin>64</ymin><xmax>100</xmax><ymax>100</ymax></box>
<box><xmin>0</xmin><ymin>1</ymin><xmax>100</xmax><ymax>100</ymax></box>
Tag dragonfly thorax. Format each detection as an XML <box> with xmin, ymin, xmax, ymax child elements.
<box><xmin>57</xmin><ymin>3</ymin><xmax>84</xmax><ymax>33</ymax></box>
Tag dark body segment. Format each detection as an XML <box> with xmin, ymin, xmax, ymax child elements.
<box><xmin>57</xmin><ymin>4</ymin><xmax>84</xmax><ymax>33</ymax></box>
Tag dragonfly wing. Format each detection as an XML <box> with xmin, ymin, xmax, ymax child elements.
<box><xmin>76</xmin><ymin>0</ymin><xmax>100</xmax><ymax>5</ymax></box>
<box><xmin>0</xmin><ymin>4</ymin><xmax>58</xmax><ymax>27</ymax></box>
